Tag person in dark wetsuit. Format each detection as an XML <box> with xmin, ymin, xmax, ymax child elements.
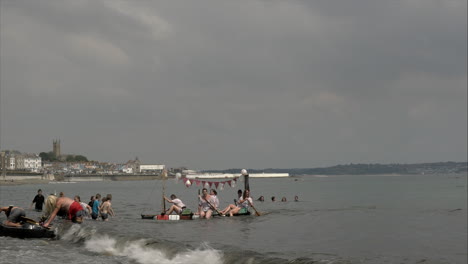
<box><xmin>88</xmin><ymin>196</ymin><xmax>95</xmax><ymax>208</ymax></box>
<box><xmin>1</xmin><ymin>206</ymin><xmax>26</xmax><ymax>227</ymax></box>
<box><xmin>30</xmin><ymin>189</ymin><xmax>45</xmax><ymax>211</ymax></box>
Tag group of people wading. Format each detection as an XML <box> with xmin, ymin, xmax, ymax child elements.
<box><xmin>1</xmin><ymin>189</ymin><xmax>114</xmax><ymax>229</ymax></box>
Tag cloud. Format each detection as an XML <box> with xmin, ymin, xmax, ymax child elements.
<box><xmin>101</xmin><ymin>0</ymin><xmax>172</xmax><ymax>39</ymax></box>
<box><xmin>0</xmin><ymin>0</ymin><xmax>466</xmax><ymax>169</ymax></box>
<box><xmin>66</xmin><ymin>33</ymin><xmax>130</xmax><ymax>66</ymax></box>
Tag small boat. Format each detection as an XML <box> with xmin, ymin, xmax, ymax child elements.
<box><xmin>140</xmin><ymin>169</ymin><xmax>260</xmax><ymax>220</ymax></box>
<box><xmin>142</xmin><ymin>208</ymin><xmax>194</xmax><ymax>220</ymax></box>
<box><xmin>213</xmin><ymin>208</ymin><xmax>251</xmax><ymax>217</ymax></box>
<box><xmin>141</xmin><ymin>213</ymin><xmax>194</xmax><ymax>220</ymax></box>
<box><xmin>141</xmin><ymin>209</ymin><xmax>251</xmax><ymax>220</ymax></box>
<box><xmin>141</xmin><ymin>214</ymin><xmax>158</xmax><ymax>220</ymax></box>
<box><xmin>0</xmin><ymin>222</ymin><xmax>56</xmax><ymax>239</ymax></box>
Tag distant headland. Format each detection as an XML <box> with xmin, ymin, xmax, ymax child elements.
<box><xmin>210</xmin><ymin>161</ymin><xmax>467</xmax><ymax>176</ymax></box>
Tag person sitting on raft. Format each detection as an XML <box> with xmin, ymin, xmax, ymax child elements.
<box><xmin>220</xmin><ymin>189</ymin><xmax>253</xmax><ymax>217</ymax></box>
<box><xmin>221</xmin><ymin>191</ymin><xmax>244</xmax><ymax>215</ymax></box>
<box><xmin>42</xmin><ymin>196</ymin><xmax>85</xmax><ymax>228</ymax></box>
<box><xmin>0</xmin><ymin>206</ymin><xmax>26</xmax><ymax>227</ymax></box>
<box><xmin>234</xmin><ymin>189</ymin><xmax>242</xmax><ymax>205</ymax></box>
<box><xmin>164</xmin><ymin>194</ymin><xmax>186</xmax><ymax>215</ymax></box>
<box><xmin>198</xmin><ymin>188</ymin><xmax>217</xmax><ymax>219</ymax></box>
<box><xmin>210</xmin><ymin>189</ymin><xmax>219</xmax><ymax>209</ymax></box>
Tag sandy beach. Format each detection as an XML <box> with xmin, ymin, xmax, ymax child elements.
<box><xmin>0</xmin><ymin>179</ymin><xmax>51</xmax><ymax>186</ymax></box>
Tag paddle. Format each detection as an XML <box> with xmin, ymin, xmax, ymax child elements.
<box><xmin>20</xmin><ymin>216</ymin><xmax>52</xmax><ymax>229</ymax></box>
<box><xmin>247</xmin><ymin>200</ymin><xmax>262</xmax><ymax>216</ymax></box>
<box><xmin>20</xmin><ymin>216</ymin><xmax>39</xmax><ymax>225</ymax></box>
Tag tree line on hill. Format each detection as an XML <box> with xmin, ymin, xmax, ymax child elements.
<box><xmin>39</xmin><ymin>152</ymin><xmax>88</xmax><ymax>162</ymax></box>
<box><xmin>210</xmin><ymin>162</ymin><xmax>467</xmax><ymax>175</ymax></box>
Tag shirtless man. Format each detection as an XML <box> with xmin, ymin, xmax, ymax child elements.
<box><xmin>43</xmin><ymin>196</ymin><xmax>85</xmax><ymax>228</ymax></box>
<box><xmin>0</xmin><ymin>206</ymin><xmax>26</xmax><ymax>227</ymax></box>
<box><xmin>99</xmin><ymin>197</ymin><xmax>114</xmax><ymax>221</ymax></box>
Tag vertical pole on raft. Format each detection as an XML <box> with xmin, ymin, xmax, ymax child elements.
<box><xmin>161</xmin><ymin>168</ymin><xmax>167</xmax><ymax>214</ymax></box>
<box><xmin>244</xmin><ymin>174</ymin><xmax>249</xmax><ymax>191</ymax></box>
<box><xmin>243</xmin><ymin>169</ymin><xmax>250</xmax><ymax>191</ymax></box>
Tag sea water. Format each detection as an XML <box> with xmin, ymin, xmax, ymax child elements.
<box><xmin>0</xmin><ymin>173</ymin><xmax>466</xmax><ymax>264</ymax></box>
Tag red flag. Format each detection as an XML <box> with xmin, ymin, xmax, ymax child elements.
<box><xmin>195</xmin><ymin>180</ymin><xmax>201</xmax><ymax>186</ymax></box>
<box><xmin>214</xmin><ymin>182</ymin><xmax>219</xmax><ymax>189</ymax></box>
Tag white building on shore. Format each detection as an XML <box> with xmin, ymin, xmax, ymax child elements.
<box><xmin>140</xmin><ymin>164</ymin><xmax>165</xmax><ymax>174</ymax></box>
<box><xmin>20</xmin><ymin>154</ymin><xmax>42</xmax><ymax>172</ymax></box>
<box><xmin>0</xmin><ymin>150</ymin><xmax>42</xmax><ymax>172</ymax></box>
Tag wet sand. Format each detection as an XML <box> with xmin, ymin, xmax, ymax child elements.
<box><xmin>0</xmin><ymin>179</ymin><xmax>51</xmax><ymax>186</ymax></box>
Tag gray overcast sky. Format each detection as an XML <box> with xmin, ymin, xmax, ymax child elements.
<box><xmin>0</xmin><ymin>0</ymin><xmax>466</xmax><ymax>170</ymax></box>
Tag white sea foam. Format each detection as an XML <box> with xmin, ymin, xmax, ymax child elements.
<box><xmin>59</xmin><ymin>223</ymin><xmax>97</xmax><ymax>242</ymax></box>
<box><xmin>85</xmin><ymin>235</ymin><xmax>223</xmax><ymax>264</ymax></box>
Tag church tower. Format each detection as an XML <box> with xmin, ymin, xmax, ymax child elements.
<box><xmin>53</xmin><ymin>139</ymin><xmax>61</xmax><ymax>157</ymax></box>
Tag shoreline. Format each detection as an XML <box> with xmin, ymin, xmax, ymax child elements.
<box><xmin>0</xmin><ymin>179</ymin><xmax>52</xmax><ymax>186</ymax></box>
<box><xmin>0</xmin><ymin>176</ymin><xmax>163</xmax><ymax>186</ymax></box>
<box><xmin>2</xmin><ymin>173</ymin><xmax>465</xmax><ymax>186</ymax></box>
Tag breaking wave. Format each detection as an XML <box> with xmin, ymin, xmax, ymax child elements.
<box><xmin>84</xmin><ymin>235</ymin><xmax>223</xmax><ymax>264</ymax></box>
<box><xmin>59</xmin><ymin>224</ymin><xmax>222</xmax><ymax>264</ymax></box>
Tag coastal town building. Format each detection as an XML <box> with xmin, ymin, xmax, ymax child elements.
<box><xmin>7</xmin><ymin>155</ymin><xmax>15</xmax><ymax>170</ymax></box>
<box><xmin>0</xmin><ymin>150</ymin><xmax>42</xmax><ymax>172</ymax></box>
<box><xmin>19</xmin><ymin>154</ymin><xmax>42</xmax><ymax>172</ymax></box>
<box><xmin>140</xmin><ymin>164</ymin><xmax>165</xmax><ymax>174</ymax></box>
<box><xmin>125</xmin><ymin>157</ymin><xmax>140</xmax><ymax>174</ymax></box>
<box><xmin>1</xmin><ymin>150</ymin><xmax>20</xmax><ymax>170</ymax></box>
<box><xmin>53</xmin><ymin>139</ymin><xmax>61</xmax><ymax>158</ymax></box>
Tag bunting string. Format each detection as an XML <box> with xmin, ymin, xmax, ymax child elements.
<box><xmin>181</xmin><ymin>177</ymin><xmax>241</xmax><ymax>190</ymax></box>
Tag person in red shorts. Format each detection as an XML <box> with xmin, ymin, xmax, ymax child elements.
<box><xmin>43</xmin><ymin>196</ymin><xmax>85</xmax><ymax>228</ymax></box>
